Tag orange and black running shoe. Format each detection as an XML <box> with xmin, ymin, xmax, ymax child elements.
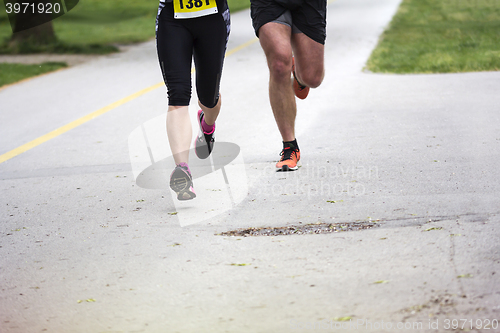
<box><xmin>276</xmin><ymin>146</ymin><xmax>300</xmax><ymax>171</ymax></box>
<box><xmin>292</xmin><ymin>57</ymin><xmax>309</xmax><ymax>100</ymax></box>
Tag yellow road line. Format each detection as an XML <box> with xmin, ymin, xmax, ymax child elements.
<box><xmin>226</xmin><ymin>37</ymin><xmax>258</xmax><ymax>57</ymax></box>
<box><xmin>0</xmin><ymin>83</ymin><xmax>163</xmax><ymax>164</ymax></box>
<box><xmin>0</xmin><ymin>38</ymin><xmax>258</xmax><ymax>165</ymax></box>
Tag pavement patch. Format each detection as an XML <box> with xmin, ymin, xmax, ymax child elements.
<box><xmin>218</xmin><ymin>221</ymin><xmax>379</xmax><ymax>237</ymax></box>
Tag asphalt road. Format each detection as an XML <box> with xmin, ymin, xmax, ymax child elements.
<box><xmin>1</xmin><ymin>0</ymin><xmax>499</xmax><ymax>332</ymax></box>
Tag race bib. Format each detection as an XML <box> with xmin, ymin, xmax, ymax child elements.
<box><xmin>173</xmin><ymin>0</ymin><xmax>218</xmax><ymax>19</ymax></box>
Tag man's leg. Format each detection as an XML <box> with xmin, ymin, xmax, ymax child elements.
<box><xmin>258</xmin><ymin>22</ymin><xmax>296</xmax><ymax>142</ymax></box>
<box><xmin>291</xmin><ymin>32</ymin><xmax>325</xmax><ymax>90</ymax></box>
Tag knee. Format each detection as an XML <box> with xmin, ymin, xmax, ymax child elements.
<box><xmin>268</xmin><ymin>53</ymin><xmax>293</xmax><ymax>80</ymax></box>
<box><xmin>167</xmin><ymin>79</ymin><xmax>191</xmax><ymax>106</ymax></box>
<box><xmin>198</xmin><ymin>92</ymin><xmax>219</xmax><ymax>109</ymax></box>
<box><xmin>299</xmin><ymin>69</ymin><xmax>324</xmax><ymax>89</ymax></box>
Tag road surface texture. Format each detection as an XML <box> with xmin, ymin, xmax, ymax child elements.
<box><xmin>1</xmin><ymin>0</ymin><xmax>499</xmax><ymax>332</ymax></box>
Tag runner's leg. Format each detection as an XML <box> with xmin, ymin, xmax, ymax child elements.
<box><xmin>193</xmin><ymin>9</ymin><xmax>229</xmax><ymax>126</ymax></box>
<box><xmin>156</xmin><ymin>10</ymin><xmax>194</xmax><ymax>165</ymax></box>
<box><xmin>166</xmin><ymin>106</ymin><xmax>191</xmax><ymax>164</ymax></box>
<box><xmin>198</xmin><ymin>96</ymin><xmax>221</xmax><ymax>126</ymax></box>
<box><xmin>258</xmin><ymin>22</ymin><xmax>296</xmax><ymax>142</ymax></box>
<box><xmin>291</xmin><ymin>32</ymin><xmax>325</xmax><ymax>89</ymax></box>
<box><xmin>290</xmin><ymin>0</ymin><xmax>326</xmax><ymax>89</ymax></box>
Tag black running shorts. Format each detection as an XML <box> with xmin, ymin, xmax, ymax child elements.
<box><xmin>250</xmin><ymin>0</ymin><xmax>327</xmax><ymax>45</ymax></box>
<box><xmin>156</xmin><ymin>0</ymin><xmax>230</xmax><ymax>107</ymax></box>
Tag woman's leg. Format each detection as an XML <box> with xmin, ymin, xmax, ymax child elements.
<box><xmin>157</xmin><ymin>6</ymin><xmax>197</xmax><ymax>200</ymax></box>
<box><xmin>193</xmin><ymin>8</ymin><xmax>230</xmax><ymax>125</ymax></box>
<box><xmin>198</xmin><ymin>94</ymin><xmax>221</xmax><ymax>126</ymax></box>
<box><xmin>156</xmin><ymin>7</ymin><xmax>194</xmax><ymax>165</ymax></box>
<box><xmin>166</xmin><ymin>105</ymin><xmax>191</xmax><ymax>164</ymax></box>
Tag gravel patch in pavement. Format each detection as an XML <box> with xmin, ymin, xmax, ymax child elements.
<box><xmin>218</xmin><ymin>221</ymin><xmax>380</xmax><ymax>237</ymax></box>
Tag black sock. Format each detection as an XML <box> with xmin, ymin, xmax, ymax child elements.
<box><xmin>283</xmin><ymin>139</ymin><xmax>299</xmax><ymax>150</ymax></box>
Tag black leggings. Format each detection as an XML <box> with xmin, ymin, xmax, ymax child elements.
<box><xmin>156</xmin><ymin>2</ymin><xmax>230</xmax><ymax>108</ymax></box>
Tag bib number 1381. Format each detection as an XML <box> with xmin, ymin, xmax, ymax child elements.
<box><xmin>174</xmin><ymin>0</ymin><xmax>218</xmax><ymax>19</ymax></box>
<box><xmin>179</xmin><ymin>0</ymin><xmax>210</xmax><ymax>9</ymax></box>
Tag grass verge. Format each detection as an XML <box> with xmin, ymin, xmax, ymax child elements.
<box><xmin>228</xmin><ymin>0</ymin><xmax>251</xmax><ymax>12</ymax></box>
<box><xmin>0</xmin><ymin>0</ymin><xmax>250</xmax><ymax>54</ymax></box>
<box><xmin>0</xmin><ymin>0</ymin><xmax>250</xmax><ymax>87</ymax></box>
<box><xmin>0</xmin><ymin>62</ymin><xmax>67</xmax><ymax>87</ymax></box>
<box><xmin>0</xmin><ymin>0</ymin><xmax>160</xmax><ymax>54</ymax></box>
<box><xmin>366</xmin><ymin>0</ymin><xmax>500</xmax><ymax>73</ymax></box>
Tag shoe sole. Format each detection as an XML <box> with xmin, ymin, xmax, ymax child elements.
<box><xmin>195</xmin><ymin>136</ymin><xmax>211</xmax><ymax>159</ymax></box>
<box><xmin>293</xmin><ymin>79</ymin><xmax>309</xmax><ymax>100</ymax></box>
<box><xmin>170</xmin><ymin>168</ymin><xmax>196</xmax><ymax>200</ymax></box>
<box><xmin>195</xmin><ymin>110</ymin><xmax>214</xmax><ymax>160</ymax></box>
<box><xmin>292</xmin><ymin>57</ymin><xmax>309</xmax><ymax>99</ymax></box>
<box><xmin>276</xmin><ymin>164</ymin><xmax>299</xmax><ymax>172</ymax></box>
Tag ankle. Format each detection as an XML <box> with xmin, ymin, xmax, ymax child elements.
<box><xmin>283</xmin><ymin>139</ymin><xmax>299</xmax><ymax>151</ymax></box>
<box><xmin>177</xmin><ymin>162</ymin><xmax>191</xmax><ymax>173</ymax></box>
<box><xmin>202</xmin><ymin>117</ymin><xmax>215</xmax><ymax>134</ymax></box>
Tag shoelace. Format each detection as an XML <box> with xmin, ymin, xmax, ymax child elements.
<box><xmin>205</xmin><ymin>133</ymin><xmax>215</xmax><ymax>142</ymax></box>
<box><xmin>280</xmin><ymin>147</ymin><xmax>298</xmax><ymax>161</ymax></box>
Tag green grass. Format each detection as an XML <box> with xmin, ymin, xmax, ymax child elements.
<box><xmin>0</xmin><ymin>0</ymin><xmax>250</xmax><ymax>54</ymax></box>
<box><xmin>0</xmin><ymin>0</ymin><xmax>250</xmax><ymax>87</ymax></box>
<box><xmin>228</xmin><ymin>0</ymin><xmax>251</xmax><ymax>12</ymax></box>
<box><xmin>0</xmin><ymin>0</ymin><xmax>160</xmax><ymax>54</ymax></box>
<box><xmin>0</xmin><ymin>62</ymin><xmax>67</xmax><ymax>87</ymax></box>
<box><xmin>366</xmin><ymin>0</ymin><xmax>500</xmax><ymax>73</ymax></box>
